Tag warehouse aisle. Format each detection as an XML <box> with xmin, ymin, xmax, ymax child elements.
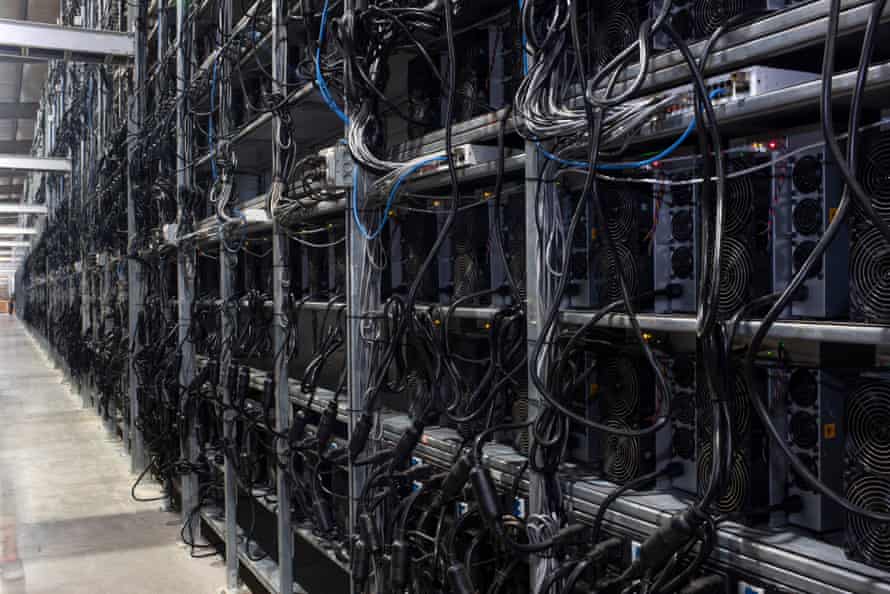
<box><xmin>0</xmin><ymin>317</ymin><xmax>225</xmax><ymax>594</ymax></box>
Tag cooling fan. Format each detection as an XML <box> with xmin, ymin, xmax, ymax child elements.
<box><xmin>594</xmin><ymin>242</ymin><xmax>638</xmax><ymax>303</ymax></box>
<box><xmin>788</xmin><ymin>367</ymin><xmax>818</xmax><ymax>408</ymax></box>
<box><xmin>793</xmin><ymin>239</ymin><xmax>821</xmax><ymax>278</ymax></box>
<box><xmin>599</xmin><ymin>355</ymin><xmax>641</xmax><ymax>420</ymax></box>
<box><xmin>671</xmin><ymin>245</ymin><xmax>695</xmax><ymax>279</ymax></box>
<box><xmin>847</xmin><ymin>381</ymin><xmax>890</xmax><ymax>476</ymax></box>
<box><xmin>452</xmin><ymin>216</ymin><xmax>485</xmax><ymax>299</ymax></box>
<box><xmin>698</xmin><ymin>445</ymin><xmax>751</xmax><ymax>514</ymax></box>
<box><xmin>723</xmin><ymin>175</ymin><xmax>755</xmax><ymax>235</ymax></box>
<box><xmin>602</xmin><ymin>418</ymin><xmax>642</xmax><ymax>484</ymax></box>
<box><xmin>512</xmin><ymin>378</ymin><xmax>530</xmax><ymax>455</ymax></box>
<box><xmin>792</xmin><ymin>197</ymin><xmax>822</xmax><ymax>236</ymax></box>
<box><xmin>696</xmin><ymin>372</ymin><xmax>751</xmax><ymax>437</ymax></box>
<box><xmin>845</xmin><ymin>473</ymin><xmax>890</xmax><ymax>570</ymax></box>
<box><xmin>593</xmin><ymin>0</ymin><xmax>641</xmax><ymax>68</ymax></box>
<box><xmin>691</xmin><ymin>0</ymin><xmax>753</xmax><ymax>38</ymax></box>
<box><xmin>453</xmin><ymin>238</ymin><xmax>483</xmax><ymax>298</ymax></box>
<box><xmin>603</xmin><ymin>185</ymin><xmax>640</xmax><ymax>242</ymax></box>
<box><xmin>717</xmin><ymin>236</ymin><xmax>754</xmax><ymax>317</ymax></box>
<box><xmin>850</xmin><ymin>226</ymin><xmax>890</xmax><ymax>323</ymax></box>
<box><xmin>858</xmin><ymin>130</ymin><xmax>890</xmax><ymax>221</ymax></box>
<box><xmin>671</xmin><ymin>210</ymin><xmax>694</xmax><ymax>242</ymax></box>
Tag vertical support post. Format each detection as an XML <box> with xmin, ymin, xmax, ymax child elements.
<box><xmin>524</xmin><ymin>142</ymin><xmax>548</xmax><ymax>594</ymax></box>
<box><xmin>104</xmin><ymin>259</ymin><xmax>114</xmax><ymax>424</ymax></box>
<box><xmin>343</xmin><ymin>5</ymin><xmax>373</xmax><ymax>594</ymax></box>
<box><xmin>270</xmin><ymin>0</ymin><xmax>294</xmax><ymax>591</ymax></box>
<box><xmin>80</xmin><ymin>135</ymin><xmax>90</xmax><ymax>408</ymax></box>
<box><xmin>128</xmin><ymin>0</ymin><xmax>147</xmax><ymax>471</ymax></box>
<box><xmin>176</xmin><ymin>0</ymin><xmax>199</xmax><ymax>527</ymax></box>
<box><xmin>217</xmin><ymin>0</ymin><xmax>241</xmax><ymax>588</ymax></box>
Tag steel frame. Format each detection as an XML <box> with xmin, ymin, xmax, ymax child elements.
<box><xmin>0</xmin><ymin>17</ymin><xmax>134</xmax><ymax>63</ymax></box>
<box><xmin>18</xmin><ymin>0</ymin><xmax>890</xmax><ymax>593</ymax></box>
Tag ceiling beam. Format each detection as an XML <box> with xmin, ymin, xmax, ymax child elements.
<box><xmin>0</xmin><ymin>18</ymin><xmax>134</xmax><ymax>64</ymax></box>
<box><xmin>0</xmin><ymin>204</ymin><xmax>46</xmax><ymax>214</ymax></box>
<box><xmin>0</xmin><ymin>227</ymin><xmax>37</xmax><ymax>235</ymax></box>
<box><xmin>0</xmin><ymin>155</ymin><xmax>70</xmax><ymax>173</ymax></box>
<box><xmin>0</xmin><ymin>103</ymin><xmax>38</xmax><ymax>119</ymax></box>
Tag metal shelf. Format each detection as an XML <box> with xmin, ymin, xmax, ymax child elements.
<box><xmin>559</xmin><ymin>310</ymin><xmax>890</xmax><ymax>345</ymax></box>
<box><xmin>201</xmin><ymin>508</ymin><xmax>307</xmax><ymax>594</ymax></box>
<box><xmin>380</xmin><ymin>416</ymin><xmax>890</xmax><ymax>594</ymax></box>
<box><xmin>609</xmin><ymin>0</ymin><xmax>890</xmax><ymax>97</ymax></box>
<box><xmin>193</xmin><ymin>82</ymin><xmax>341</xmax><ymax>171</ymax></box>
<box><xmin>626</xmin><ymin>60</ymin><xmax>890</xmax><ymax>147</ymax></box>
<box><xmin>195</xmin><ymin>355</ymin><xmax>350</xmax><ymax>424</ymax></box>
<box><xmin>191</xmin><ymin>0</ymin><xmax>268</xmax><ymax>88</ymax></box>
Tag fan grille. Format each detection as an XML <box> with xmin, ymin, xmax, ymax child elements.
<box><xmin>850</xmin><ymin>227</ymin><xmax>890</xmax><ymax>323</ymax></box>
<box><xmin>846</xmin><ymin>474</ymin><xmax>890</xmax><ymax>570</ymax></box>
<box><xmin>792</xmin><ymin>156</ymin><xmax>822</xmax><ymax>195</ymax></box>
<box><xmin>794</xmin><ymin>240</ymin><xmax>822</xmax><ymax>278</ymax></box>
<box><xmin>790</xmin><ymin>411</ymin><xmax>819</xmax><ymax>450</ymax></box>
<box><xmin>453</xmin><ymin>240</ymin><xmax>482</xmax><ymax>299</ymax></box>
<box><xmin>693</xmin><ymin>0</ymin><xmax>749</xmax><ymax>38</ymax></box>
<box><xmin>858</xmin><ymin>131</ymin><xmax>890</xmax><ymax>220</ymax></box>
<box><xmin>602</xmin><ymin>419</ymin><xmax>641</xmax><ymax>484</ymax></box>
<box><xmin>718</xmin><ymin>236</ymin><xmax>753</xmax><ymax>317</ymax></box>
<box><xmin>671</xmin><ymin>246</ymin><xmax>694</xmax><ymax>279</ymax></box>
<box><xmin>594</xmin><ymin>243</ymin><xmax>638</xmax><ymax>303</ymax></box>
<box><xmin>600</xmin><ymin>356</ymin><xmax>640</xmax><ymax>419</ymax></box>
<box><xmin>793</xmin><ymin>198</ymin><xmax>822</xmax><ymax>235</ymax></box>
<box><xmin>698</xmin><ymin>446</ymin><xmax>750</xmax><ymax>513</ymax></box>
<box><xmin>697</xmin><ymin>372</ymin><xmax>751</xmax><ymax>437</ymax></box>
<box><xmin>672</xmin><ymin>210</ymin><xmax>694</xmax><ymax>242</ymax></box>
<box><xmin>847</xmin><ymin>381</ymin><xmax>890</xmax><ymax>475</ymax></box>
<box><xmin>603</xmin><ymin>186</ymin><xmax>639</xmax><ymax>241</ymax></box>
<box><xmin>789</xmin><ymin>368</ymin><xmax>818</xmax><ymax>408</ymax></box>
<box><xmin>596</xmin><ymin>11</ymin><xmax>638</xmax><ymax>68</ymax></box>
<box><xmin>723</xmin><ymin>176</ymin><xmax>755</xmax><ymax>235</ymax></box>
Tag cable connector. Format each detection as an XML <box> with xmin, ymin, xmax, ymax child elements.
<box><xmin>470</xmin><ymin>466</ymin><xmax>501</xmax><ymax>532</ymax></box>
<box><xmin>236</xmin><ymin>366</ymin><xmax>250</xmax><ymax>402</ymax></box>
<box><xmin>392</xmin><ymin>420</ymin><xmax>423</xmax><ymax>469</ymax></box>
<box><xmin>290</xmin><ymin>409</ymin><xmax>309</xmax><ymax>443</ymax></box>
<box><xmin>351</xmin><ymin>539</ymin><xmax>369</xmax><ymax>588</ymax></box>
<box><xmin>430</xmin><ymin>453</ymin><xmax>472</xmax><ymax>510</ymax></box>
<box><xmin>316</xmin><ymin>399</ymin><xmax>338</xmax><ymax>450</ymax></box>
<box><xmin>623</xmin><ymin>509</ymin><xmax>701</xmax><ymax>581</ymax></box>
<box><xmin>446</xmin><ymin>563</ymin><xmax>475</xmax><ymax>594</ymax></box>
<box><xmin>349</xmin><ymin>412</ymin><xmax>374</xmax><ymax>458</ymax></box>
<box><xmin>263</xmin><ymin>376</ymin><xmax>275</xmax><ymax>415</ymax></box>
<box><xmin>391</xmin><ymin>540</ymin><xmax>409</xmax><ymax>588</ymax></box>
<box><xmin>679</xmin><ymin>575</ymin><xmax>725</xmax><ymax>594</ymax></box>
<box><xmin>359</xmin><ymin>513</ymin><xmax>380</xmax><ymax>555</ymax></box>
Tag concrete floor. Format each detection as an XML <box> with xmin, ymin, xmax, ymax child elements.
<box><xmin>0</xmin><ymin>316</ymin><xmax>226</xmax><ymax>594</ymax></box>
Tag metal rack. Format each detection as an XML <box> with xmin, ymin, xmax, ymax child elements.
<box><xmin>14</xmin><ymin>0</ymin><xmax>890</xmax><ymax>593</ymax></box>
